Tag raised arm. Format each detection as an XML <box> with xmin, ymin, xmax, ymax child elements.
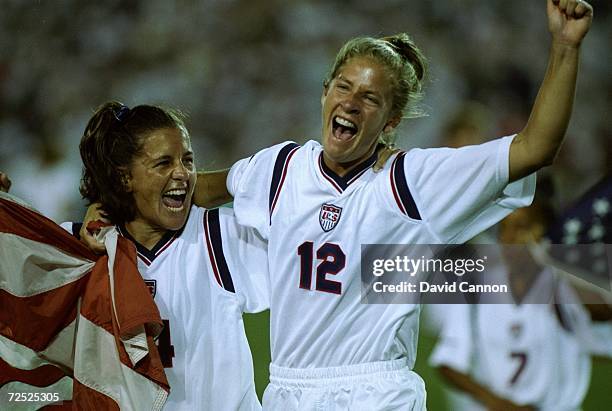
<box><xmin>193</xmin><ymin>169</ymin><xmax>232</xmax><ymax>208</ymax></box>
<box><xmin>509</xmin><ymin>0</ymin><xmax>593</xmax><ymax>182</ymax></box>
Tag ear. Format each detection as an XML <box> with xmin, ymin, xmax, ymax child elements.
<box><xmin>383</xmin><ymin>116</ymin><xmax>402</xmax><ymax>133</ymax></box>
<box><xmin>321</xmin><ymin>83</ymin><xmax>329</xmax><ymax>106</ymax></box>
<box><xmin>119</xmin><ymin>168</ymin><xmax>133</xmax><ymax>192</ymax></box>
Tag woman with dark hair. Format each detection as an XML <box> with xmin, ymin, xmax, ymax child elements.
<box><xmin>75</xmin><ymin>101</ymin><xmax>267</xmax><ymax>410</ymax></box>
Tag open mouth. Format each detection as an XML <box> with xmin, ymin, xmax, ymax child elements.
<box><xmin>162</xmin><ymin>188</ymin><xmax>188</xmax><ymax>212</ymax></box>
<box><xmin>332</xmin><ymin>116</ymin><xmax>358</xmax><ymax>141</ymax></box>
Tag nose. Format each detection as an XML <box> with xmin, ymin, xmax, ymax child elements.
<box><xmin>171</xmin><ymin>161</ymin><xmax>190</xmax><ymax>180</ymax></box>
<box><xmin>340</xmin><ymin>93</ymin><xmax>361</xmax><ymax>114</ymax></box>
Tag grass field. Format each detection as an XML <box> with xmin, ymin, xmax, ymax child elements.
<box><xmin>244</xmin><ymin>311</ymin><xmax>612</xmax><ymax>410</ymax></box>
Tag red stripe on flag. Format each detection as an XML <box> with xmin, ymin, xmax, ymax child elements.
<box><xmin>78</xmin><ymin>239</ymin><xmax>168</xmax><ymax>389</ymax></box>
<box><xmin>0</xmin><ymin>286</ymin><xmax>82</xmax><ymax>352</ymax></box>
<box><xmin>72</xmin><ymin>379</ymin><xmax>120</xmax><ymax>410</ymax></box>
<box><xmin>0</xmin><ymin>358</ymin><xmax>66</xmax><ymax>387</ymax></box>
<box><xmin>0</xmin><ymin>194</ymin><xmax>169</xmax><ymax>407</ymax></box>
<box><xmin>0</xmin><ymin>197</ymin><xmax>96</xmax><ymax>261</ymax></box>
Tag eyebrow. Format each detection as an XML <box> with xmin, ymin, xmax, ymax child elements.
<box><xmin>336</xmin><ymin>76</ymin><xmax>352</xmax><ymax>85</ymax></box>
<box><xmin>150</xmin><ymin>151</ymin><xmax>194</xmax><ymax>162</ymax></box>
<box><xmin>336</xmin><ymin>76</ymin><xmax>381</xmax><ymax>97</ymax></box>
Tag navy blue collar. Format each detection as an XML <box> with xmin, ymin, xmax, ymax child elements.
<box><xmin>318</xmin><ymin>150</ymin><xmax>378</xmax><ymax>193</ymax></box>
<box><xmin>117</xmin><ymin>224</ymin><xmax>183</xmax><ymax>265</ymax></box>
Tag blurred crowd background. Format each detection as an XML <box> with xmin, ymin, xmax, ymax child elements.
<box><xmin>1</xmin><ymin>0</ymin><xmax>610</xmax><ymax>223</ymax></box>
<box><xmin>1</xmin><ymin>1</ymin><xmax>611</xmax><ymax>409</ymax></box>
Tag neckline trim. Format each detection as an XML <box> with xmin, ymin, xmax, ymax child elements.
<box><xmin>117</xmin><ymin>224</ymin><xmax>183</xmax><ymax>265</ymax></box>
<box><xmin>318</xmin><ymin>150</ymin><xmax>377</xmax><ymax>193</ymax></box>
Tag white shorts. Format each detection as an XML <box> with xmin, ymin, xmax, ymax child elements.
<box><xmin>262</xmin><ymin>358</ymin><xmax>426</xmax><ymax>411</ymax></box>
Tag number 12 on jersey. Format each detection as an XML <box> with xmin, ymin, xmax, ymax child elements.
<box><xmin>297</xmin><ymin>241</ymin><xmax>346</xmax><ymax>295</ymax></box>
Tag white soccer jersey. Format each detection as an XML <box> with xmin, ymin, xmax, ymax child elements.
<box><xmin>589</xmin><ymin>322</ymin><xmax>612</xmax><ymax>357</ymax></box>
<box><xmin>227</xmin><ymin>136</ymin><xmax>535</xmax><ymax>369</ymax></box>
<box><xmin>430</xmin><ymin>270</ymin><xmax>592</xmax><ymax>411</ymax></box>
<box><xmin>66</xmin><ymin>206</ymin><xmax>268</xmax><ymax>410</ymax></box>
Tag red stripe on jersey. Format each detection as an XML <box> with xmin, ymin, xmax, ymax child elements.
<box><xmin>390</xmin><ymin>155</ymin><xmax>408</xmax><ymax>215</ymax></box>
<box><xmin>204</xmin><ymin>210</ymin><xmax>224</xmax><ymax>289</ymax></box>
<box><xmin>137</xmin><ymin>252</ymin><xmax>152</xmax><ymax>266</ymax></box>
<box><xmin>270</xmin><ymin>146</ymin><xmax>300</xmax><ymax>219</ymax></box>
<box><xmin>318</xmin><ymin>155</ymin><xmax>343</xmax><ymax>193</ymax></box>
<box><xmin>346</xmin><ymin>167</ymin><xmax>370</xmax><ymax>186</ymax></box>
<box><xmin>155</xmin><ymin>232</ymin><xmax>178</xmax><ymax>256</ymax></box>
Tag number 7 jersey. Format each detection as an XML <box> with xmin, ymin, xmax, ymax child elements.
<box><xmin>228</xmin><ymin>137</ymin><xmax>535</xmax><ymax>369</ymax></box>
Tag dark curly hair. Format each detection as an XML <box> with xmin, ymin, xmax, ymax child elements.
<box><xmin>79</xmin><ymin>101</ymin><xmax>187</xmax><ymax>225</ymax></box>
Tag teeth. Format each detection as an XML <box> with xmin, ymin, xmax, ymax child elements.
<box><xmin>166</xmin><ymin>205</ymin><xmax>185</xmax><ymax>212</ymax></box>
<box><xmin>335</xmin><ymin>116</ymin><xmax>356</xmax><ymax>129</ymax></box>
<box><xmin>165</xmin><ymin>189</ymin><xmax>186</xmax><ymax>196</ymax></box>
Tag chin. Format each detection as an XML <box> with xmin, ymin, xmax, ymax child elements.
<box><xmin>324</xmin><ymin>136</ymin><xmax>351</xmax><ymax>159</ymax></box>
<box><xmin>163</xmin><ymin>207</ymin><xmax>190</xmax><ymax>231</ymax></box>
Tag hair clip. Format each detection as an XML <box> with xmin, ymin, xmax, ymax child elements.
<box><xmin>113</xmin><ymin>105</ymin><xmax>131</xmax><ymax>122</ymax></box>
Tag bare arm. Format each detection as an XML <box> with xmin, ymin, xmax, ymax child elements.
<box><xmin>193</xmin><ymin>169</ymin><xmax>232</xmax><ymax>208</ymax></box>
<box><xmin>438</xmin><ymin>366</ymin><xmax>536</xmax><ymax>411</ymax></box>
<box><xmin>572</xmin><ymin>287</ymin><xmax>612</xmax><ymax>321</ymax></box>
<box><xmin>509</xmin><ymin>0</ymin><xmax>593</xmax><ymax>181</ymax></box>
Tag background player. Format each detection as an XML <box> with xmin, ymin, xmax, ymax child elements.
<box><xmin>216</xmin><ymin>0</ymin><xmax>593</xmax><ymax>409</ymax></box>
<box><xmin>429</xmin><ymin>185</ymin><xmax>611</xmax><ymax>411</ymax></box>
<box><xmin>72</xmin><ymin>102</ymin><xmax>268</xmax><ymax>410</ymax></box>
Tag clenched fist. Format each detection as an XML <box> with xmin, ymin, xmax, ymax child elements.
<box><xmin>548</xmin><ymin>0</ymin><xmax>593</xmax><ymax>48</ymax></box>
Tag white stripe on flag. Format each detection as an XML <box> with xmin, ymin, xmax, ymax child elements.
<box><xmin>0</xmin><ymin>234</ymin><xmax>93</xmax><ymax>297</ymax></box>
<box><xmin>74</xmin><ymin>315</ymin><xmax>167</xmax><ymax>411</ymax></box>
<box><xmin>103</xmin><ymin>228</ymin><xmax>151</xmax><ymax>367</ymax></box>
<box><xmin>0</xmin><ymin>191</ymin><xmax>41</xmax><ymax>214</ymax></box>
<box><xmin>0</xmin><ymin>319</ymin><xmax>76</xmax><ymax>372</ymax></box>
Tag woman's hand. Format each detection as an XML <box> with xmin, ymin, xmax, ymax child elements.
<box><xmin>79</xmin><ymin>202</ymin><xmax>111</xmax><ymax>254</ymax></box>
<box><xmin>549</xmin><ymin>0</ymin><xmax>593</xmax><ymax>48</ymax></box>
<box><xmin>0</xmin><ymin>172</ymin><xmax>12</xmax><ymax>193</ymax></box>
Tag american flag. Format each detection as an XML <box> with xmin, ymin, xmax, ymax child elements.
<box><xmin>0</xmin><ymin>192</ymin><xmax>169</xmax><ymax>410</ymax></box>
<box><xmin>545</xmin><ymin>175</ymin><xmax>612</xmax><ymax>292</ymax></box>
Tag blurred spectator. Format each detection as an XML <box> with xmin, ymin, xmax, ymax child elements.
<box><xmin>1</xmin><ymin>1</ymin><xmax>608</xmax><ymax>222</ymax></box>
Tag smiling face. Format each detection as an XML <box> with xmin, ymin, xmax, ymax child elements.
<box><xmin>125</xmin><ymin>127</ymin><xmax>196</xmax><ymax>245</ymax></box>
<box><xmin>321</xmin><ymin>56</ymin><xmax>400</xmax><ymax>175</ymax></box>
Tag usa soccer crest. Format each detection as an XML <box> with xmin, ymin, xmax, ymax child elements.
<box><xmin>144</xmin><ymin>279</ymin><xmax>157</xmax><ymax>298</ymax></box>
<box><xmin>319</xmin><ymin>204</ymin><xmax>342</xmax><ymax>232</ymax></box>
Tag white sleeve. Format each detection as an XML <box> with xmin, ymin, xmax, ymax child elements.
<box><xmin>218</xmin><ymin>207</ymin><xmax>269</xmax><ymax>313</ymax></box>
<box><xmin>429</xmin><ymin>304</ymin><xmax>474</xmax><ymax>374</ymax></box>
<box><xmin>405</xmin><ymin>135</ymin><xmax>536</xmax><ymax>243</ymax></box>
<box><xmin>589</xmin><ymin>323</ymin><xmax>612</xmax><ymax>357</ymax></box>
<box><xmin>227</xmin><ymin>141</ymin><xmax>299</xmax><ymax>240</ymax></box>
<box><xmin>555</xmin><ymin>279</ymin><xmax>603</xmax><ymax>354</ymax></box>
